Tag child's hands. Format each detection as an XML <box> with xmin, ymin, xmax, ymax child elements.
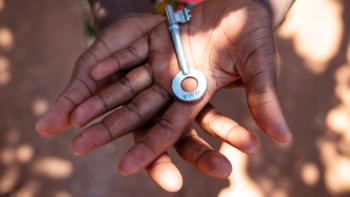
<box><xmin>35</xmin><ymin>12</ymin><xmax>252</xmax><ymax>191</ymax></box>
<box><xmin>70</xmin><ymin>0</ymin><xmax>292</xmax><ymax>176</ymax></box>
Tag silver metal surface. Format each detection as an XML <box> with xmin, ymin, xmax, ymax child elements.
<box><xmin>166</xmin><ymin>5</ymin><xmax>208</xmax><ymax>102</ymax></box>
<box><xmin>172</xmin><ymin>69</ymin><xmax>207</xmax><ymax>102</ymax></box>
<box><xmin>166</xmin><ymin>5</ymin><xmax>190</xmax><ymax>75</ymax></box>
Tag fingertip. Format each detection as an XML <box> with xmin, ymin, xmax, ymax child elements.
<box><xmin>91</xmin><ymin>59</ymin><xmax>112</xmax><ymax>81</ymax></box>
<box><xmin>147</xmin><ymin>162</ymin><xmax>183</xmax><ymax>192</ymax></box>
<box><xmin>273</xmin><ymin>127</ymin><xmax>293</xmax><ymax>144</ymax></box>
<box><xmin>35</xmin><ymin>118</ymin><xmax>50</xmax><ymax>136</ymax></box>
<box><xmin>118</xmin><ymin>143</ymin><xmax>155</xmax><ymax>176</ymax></box>
<box><xmin>244</xmin><ymin>136</ymin><xmax>259</xmax><ymax>154</ymax></box>
<box><xmin>35</xmin><ymin>121</ymin><xmax>55</xmax><ymax>137</ymax></box>
<box><xmin>264</xmin><ymin>118</ymin><xmax>293</xmax><ymax>144</ymax></box>
<box><xmin>70</xmin><ymin>125</ymin><xmax>111</xmax><ymax>156</ymax></box>
<box><xmin>70</xmin><ymin>108</ymin><xmax>85</xmax><ymax>128</ymax></box>
<box><xmin>70</xmin><ymin>136</ymin><xmax>89</xmax><ymax>156</ymax></box>
<box><xmin>197</xmin><ymin>151</ymin><xmax>232</xmax><ymax>179</ymax></box>
<box><xmin>35</xmin><ymin>96</ymin><xmax>75</xmax><ymax>136</ymax></box>
<box><xmin>91</xmin><ymin>65</ymin><xmax>104</xmax><ymax>81</ymax></box>
<box><xmin>118</xmin><ymin>160</ymin><xmax>134</xmax><ymax>176</ymax></box>
<box><xmin>35</xmin><ymin>110</ymin><xmax>69</xmax><ymax>136</ymax></box>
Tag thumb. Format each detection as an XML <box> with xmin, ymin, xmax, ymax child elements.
<box><xmin>241</xmin><ymin>37</ymin><xmax>292</xmax><ymax>143</ymax></box>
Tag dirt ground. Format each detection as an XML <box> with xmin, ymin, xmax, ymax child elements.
<box><xmin>1</xmin><ymin>0</ymin><xmax>350</xmax><ymax>197</ymax></box>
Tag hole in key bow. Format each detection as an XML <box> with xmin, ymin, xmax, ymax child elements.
<box><xmin>181</xmin><ymin>77</ymin><xmax>198</xmax><ymax>92</ymax></box>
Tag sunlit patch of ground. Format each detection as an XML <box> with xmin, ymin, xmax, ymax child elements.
<box><xmin>0</xmin><ymin>55</ymin><xmax>10</xmax><ymax>85</ymax></box>
<box><xmin>318</xmin><ymin>139</ymin><xmax>350</xmax><ymax>195</ymax></box>
<box><xmin>218</xmin><ymin>0</ymin><xmax>350</xmax><ymax>196</ymax></box>
<box><xmin>300</xmin><ymin>162</ymin><xmax>320</xmax><ymax>186</ymax></box>
<box><xmin>218</xmin><ymin>143</ymin><xmax>264</xmax><ymax>197</ymax></box>
<box><xmin>0</xmin><ymin>0</ymin><xmax>5</xmax><ymax>12</ymax></box>
<box><xmin>0</xmin><ymin>165</ymin><xmax>20</xmax><ymax>194</ymax></box>
<box><xmin>32</xmin><ymin>157</ymin><xmax>73</xmax><ymax>179</ymax></box>
<box><xmin>13</xmin><ymin>180</ymin><xmax>41</xmax><ymax>197</ymax></box>
<box><xmin>0</xmin><ymin>127</ymin><xmax>73</xmax><ymax>196</ymax></box>
<box><xmin>322</xmin><ymin>42</ymin><xmax>350</xmax><ymax>195</ymax></box>
<box><xmin>0</xmin><ymin>27</ymin><xmax>14</xmax><ymax>51</ymax></box>
<box><xmin>53</xmin><ymin>190</ymin><xmax>72</xmax><ymax>197</ymax></box>
<box><xmin>32</xmin><ymin>98</ymin><xmax>49</xmax><ymax>117</ymax></box>
<box><xmin>278</xmin><ymin>0</ymin><xmax>343</xmax><ymax>74</ymax></box>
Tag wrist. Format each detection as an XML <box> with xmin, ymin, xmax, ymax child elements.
<box><xmin>259</xmin><ymin>0</ymin><xmax>295</xmax><ymax>28</ymax></box>
<box><xmin>256</xmin><ymin>0</ymin><xmax>273</xmax><ymax>15</ymax></box>
<box><xmin>89</xmin><ymin>0</ymin><xmax>154</xmax><ymax>31</ymax></box>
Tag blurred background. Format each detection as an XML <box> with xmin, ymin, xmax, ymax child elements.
<box><xmin>0</xmin><ymin>0</ymin><xmax>350</xmax><ymax>196</ymax></box>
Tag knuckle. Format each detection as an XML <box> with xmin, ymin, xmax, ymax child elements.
<box><xmin>224</xmin><ymin>124</ymin><xmax>240</xmax><ymax>142</ymax></box>
<box><xmin>60</xmin><ymin>94</ymin><xmax>77</xmax><ymax>106</ymax></box>
<box><xmin>95</xmin><ymin>92</ymin><xmax>110</xmax><ymax>110</ymax></box>
<box><xmin>244</xmin><ymin>68</ymin><xmax>274</xmax><ymax>90</ymax></box>
<box><xmin>151</xmin><ymin>84</ymin><xmax>169</xmax><ymax>100</ymax></box>
<box><xmin>110</xmin><ymin>53</ymin><xmax>122</xmax><ymax>70</ymax></box>
<box><xmin>119</xmin><ymin>77</ymin><xmax>136</xmax><ymax>96</ymax></box>
<box><xmin>75</xmin><ymin>54</ymin><xmax>89</xmax><ymax>70</ymax></box>
<box><xmin>99</xmin><ymin>33</ymin><xmax>113</xmax><ymax>52</ymax></box>
<box><xmin>127</xmin><ymin>45</ymin><xmax>138</xmax><ymax>59</ymax></box>
<box><xmin>249</xmin><ymin>98</ymin><xmax>275</xmax><ymax>110</ymax></box>
<box><xmin>76</xmin><ymin>50</ymin><xmax>99</xmax><ymax>69</ymax></box>
<box><xmin>125</xmin><ymin>101</ymin><xmax>143</xmax><ymax>120</ymax></box>
<box><xmin>76</xmin><ymin>77</ymin><xmax>94</xmax><ymax>95</ymax></box>
<box><xmin>158</xmin><ymin>118</ymin><xmax>177</xmax><ymax>135</ymax></box>
<box><xmin>101</xmin><ymin>119</ymin><xmax>113</xmax><ymax>140</ymax></box>
<box><xmin>139</xmin><ymin>140</ymin><xmax>157</xmax><ymax>157</ymax></box>
<box><xmin>198</xmin><ymin>106</ymin><xmax>219</xmax><ymax>129</ymax></box>
<box><xmin>143</xmin><ymin>63</ymin><xmax>153</xmax><ymax>78</ymax></box>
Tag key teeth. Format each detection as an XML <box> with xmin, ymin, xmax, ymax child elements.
<box><xmin>168</xmin><ymin>5</ymin><xmax>191</xmax><ymax>24</ymax></box>
<box><xmin>184</xmin><ymin>8</ymin><xmax>191</xmax><ymax>21</ymax></box>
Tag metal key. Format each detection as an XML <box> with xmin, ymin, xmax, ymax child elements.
<box><xmin>166</xmin><ymin>5</ymin><xmax>208</xmax><ymax>102</ymax></box>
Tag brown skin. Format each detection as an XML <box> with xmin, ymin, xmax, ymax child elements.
<box><xmin>35</xmin><ymin>10</ymin><xmax>251</xmax><ymax>192</ymax></box>
<box><xmin>36</xmin><ymin>0</ymin><xmax>293</xmax><ymax>192</ymax></box>
<box><xmin>74</xmin><ymin>0</ymin><xmax>292</xmax><ymax>172</ymax></box>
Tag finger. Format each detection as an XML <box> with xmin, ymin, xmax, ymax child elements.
<box><xmin>196</xmin><ymin>104</ymin><xmax>258</xmax><ymax>154</ymax></box>
<box><xmin>242</xmin><ymin>40</ymin><xmax>292</xmax><ymax>143</ymax></box>
<box><xmin>36</xmin><ymin>74</ymin><xmax>98</xmax><ymax>136</ymax></box>
<box><xmin>70</xmin><ymin>84</ymin><xmax>170</xmax><ymax>155</ymax></box>
<box><xmin>71</xmin><ymin>64</ymin><xmax>153</xmax><ymax>127</ymax></box>
<box><xmin>117</xmin><ymin>23</ymin><xmax>215</xmax><ymax>175</ymax></box>
<box><xmin>118</xmin><ymin>94</ymin><xmax>212</xmax><ymax>176</ymax></box>
<box><xmin>91</xmin><ymin>36</ymin><xmax>149</xmax><ymax>81</ymax></box>
<box><xmin>175</xmin><ymin>127</ymin><xmax>232</xmax><ymax>179</ymax></box>
<box><xmin>133</xmin><ymin>129</ymin><xmax>182</xmax><ymax>192</ymax></box>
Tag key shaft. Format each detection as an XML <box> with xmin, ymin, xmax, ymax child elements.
<box><xmin>166</xmin><ymin>5</ymin><xmax>191</xmax><ymax>75</ymax></box>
